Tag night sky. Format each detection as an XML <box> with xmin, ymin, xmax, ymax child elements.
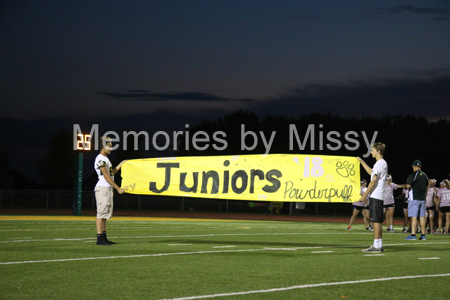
<box><xmin>1</xmin><ymin>0</ymin><xmax>450</xmax><ymax>183</ymax></box>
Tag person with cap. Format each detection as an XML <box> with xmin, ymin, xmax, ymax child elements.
<box><xmin>397</xmin><ymin>160</ymin><xmax>429</xmax><ymax>240</ymax></box>
<box><xmin>347</xmin><ymin>179</ymin><xmax>371</xmax><ymax>230</ymax></box>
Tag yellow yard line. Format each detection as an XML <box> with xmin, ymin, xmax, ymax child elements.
<box><xmin>0</xmin><ymin>215</ymin><xmax>264</xmax><ymax>222</ymax></box>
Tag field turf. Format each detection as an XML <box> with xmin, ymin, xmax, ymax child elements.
<box><xmin>1</xmin><ymin>216</ymin><xmax>449</xmax><ymax>300</ymax></box>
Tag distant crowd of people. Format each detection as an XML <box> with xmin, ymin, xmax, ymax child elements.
<box><xmin>348</xmin><ymin>172</ymin><xmax>450</xmax><ymax>235</ymax></box>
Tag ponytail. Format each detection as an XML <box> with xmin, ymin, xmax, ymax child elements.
<box><xmin>444</xmin><ymin>179</ymin><xmax>450</xmax><ymax>190</ymax></box>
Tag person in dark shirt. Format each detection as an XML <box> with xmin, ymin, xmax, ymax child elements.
<box><xmin>398</xmin><ymin>160</ymin><xmax>429</xmax><ymax>240</ymax></box>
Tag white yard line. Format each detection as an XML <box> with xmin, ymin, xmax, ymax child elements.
<box><xmin>160</xmin><ymin>273</ymin><xmax>450</xmax><ymax>300</ymax></box>
<box><xmin>0</xmin><ymin>232</ymin><xmax>372</xmax><ymax>243</ymax></box>
<box><xmin>0</xmin><ymin>249</ymin><xmax>268</xmax><ymax>265</ymax></box>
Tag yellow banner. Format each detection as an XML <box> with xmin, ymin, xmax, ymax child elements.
<box><xmin>121</xmin><ymin>154</ymin><xmax>360</xmax><ymax>203</ymax></box>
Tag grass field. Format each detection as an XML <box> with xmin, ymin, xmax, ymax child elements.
<box><xmin>1</xmin><ymin>216</ymin><xmax>450</xmax><ymax>300</ymax></box>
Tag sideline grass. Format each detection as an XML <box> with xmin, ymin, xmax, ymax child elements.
<box><xmin>1</xmin><ymin>217</ymin><xmax>449</xmax><ymax>299</ymax></box>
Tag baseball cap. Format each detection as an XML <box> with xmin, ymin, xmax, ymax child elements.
<box><xmin>412</xmin><ymin>159</ymin><xmax>422</xmax><ymax>167</ymax></box>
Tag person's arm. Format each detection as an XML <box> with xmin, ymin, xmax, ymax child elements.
<box><xmin>100</xmin><ymin>166</ymin><xmax>125</xmax><ymax>194</ymax></box>
<box><xmin>359</xmin><ymin>174</ymin><xmax>378</xmax><ymax>202</ymax></box>
<box><xmin>113</xmin><ymin>160</ymin><xmax>127</xmax><ymax>175</ymax></box>
<box><xmin>435</xmin><ymin>196</ymin><xmax>440</xmax><ymax>212</ymax></box>
<box><xmin>356</xmin><ymin>157</ymin><xmax>372</xmax><ymax>175</ymax></box>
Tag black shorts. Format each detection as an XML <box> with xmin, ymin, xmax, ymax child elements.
<box><xmin>403</xmin><ymin>202</ymin><xmax>409</xmax><ymax>210</ymax></box>
<box><xmin>353</xmin><ymin>205</ymin><xmax>365</xmax><ymax>211</ymax></box>
<box><xmin>439</xmin><ymin>206</ymin><xmax>450</xmax><ymax>213</ymax></box>
<box><xmin>383</xmin><ymin>204</ymin><xmax>395</xmax><ymax>209</ymax></box>
<box><xmin>369</xmin><ymin>197</ymin><xmax>384</xmax><ymax>223</ymax></box>
<box><xmin>426</xmin><ymin>205</ymin><xmax>436</xmax><ymax>211</ymax></box>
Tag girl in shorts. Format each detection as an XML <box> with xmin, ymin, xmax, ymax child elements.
<box><xmin>436</xmin><ymin>179</ymin><xmax>450</xmax><ymax>234</ymax></box>
<box><xmin>425</xmin><ymin>179</ymin><xmax>438</xmax><ymax>233</ymax></box>
<box><xmin>348</xmin><ymin>180</ymin><xmax>370</xmax><ymax>230</ymax></box>
<box><xmin>384</xmin><ymin>175</ymin><xmax>397</xmax><ymax>232</ymax></box>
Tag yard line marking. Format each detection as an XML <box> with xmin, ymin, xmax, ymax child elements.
<box><xmin>311</xmin><ymin>251</ymin><xmax>334</xmax><ymax>253</ymax></box>
<box><xmin>212</xmin><ymin>246</ymin><xmax>236</xmax><ymax>248</ymax></box>
<box><xmin>418</xmin><ymin>257</ymin><xmax>440</xmax><ymax>260</ymax></box>
<box><xmin>168</xmin><ymin>244</ymin><xmax>192</xmax><ymax>246</ymax></box>
<box><xmin>0</xmin><ymin>249</ymin><xmax>266</xmax><ymax>265</ymax></box>
<box><xmin>0</xmin><ymin>247</ymin><xmax>325</xmax><ymax>265</ymax></box>
<box><xmin>362</xmin><ymin>254</ymin><xmax>385</xmax><ymax>256</ymax></box>
<box><xmin>160</xmin><ymin>273</ymin><xmax>450</xmax><ymax>300</ymax></box>
<box><xmin>0</xmin><ymin>232</ymin><xmax>380</xmax><ymax>243</ymax></box>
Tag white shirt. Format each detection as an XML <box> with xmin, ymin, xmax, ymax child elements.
<box><xmin>384</xmin><ymin>182</ymin><xmax>398</xmax><ymax>205</ymax></box>
<box><xmin>353</xmin><ymin>186</ymin><xmax>368</xmax><ymax>207</ymax></box>
<box><xmin>370</xmin><ymin>158</ymin><xmax>388</xmax><ymax>200</ymax></box>
<box><xmin>94</xmin><ymin>154</ymin><xmax>114</xmax><ymax>188</ymax></box>
<box><xmin>437</xmin><ymin>188</ymin><xmax>450</xmax><ymax>207</ymax></box>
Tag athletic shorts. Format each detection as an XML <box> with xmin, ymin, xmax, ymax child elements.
<box><xmin>408</xmin><ymin>200</ymin><xmax>426</xmax><ymax>218</ymax></box>
<box><xmin>439</xmin><ymin>206</ymin><xmax>450</xmax><ymax>214</ymax></box>
<box><xmin>369</xmin><ymin>197</ymin><xmax>384</xmax><ymax>223</ymax></box>
<box><xmin>353</xmin><ymin>205</ymin><xmax>366</xmax><ymax>211</ymax></box>
<box><xmin>383</xmin><ymin>203</ymin><xmax>395</xmax><ymax>209</ymax></box>
<box><xmin>95</xmin><ymin>186</ymin><xmax>114</xmax><ymax>219</ymax></box>
<box><xmin>403</xmin><ymin>202</ymin><xmax>409</xmax><ymax>210</ymax></box>
<box><xmin>426</xmin><ymin>205</ymin><xmax>436</xmax><ymax>211</ymax></box>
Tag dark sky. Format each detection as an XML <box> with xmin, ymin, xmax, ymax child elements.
<box><xmin>1</xmin><ymin>0</ymin><xmax>450</xmax><ymax>183</ymax></box>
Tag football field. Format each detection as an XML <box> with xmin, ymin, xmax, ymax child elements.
<box><xmin>1</xmin><ymin>216</ymin><xmax>449</xmax><ymax>300</ymax></box>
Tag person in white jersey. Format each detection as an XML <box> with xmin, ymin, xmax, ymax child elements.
<box><xmin>347</xmin><ymin>179</ymin><xmax>370</xmax><ymax>230</ymax></box>
<box><xmin>94</xmin><ymin>136</ymin><xmax>127</xmax><ymax>246</ymax></box>
<box><xmin>384</xmin><ymin>175</ymin><xmax>398</xmax><ymax>232</ymax></box>
<box><xmin>357</xmin><ymin>142</ymin><xmax>388</xmax><ymax>253</ymax></box>
<box><xmin>425</xmin><ymin>179</ymin><xmax>438</xmax><ymax>233</ymax></box>
<box><xmin>436</xmin><ymin>179</ymin><xmax>450</xmax><ymax>234</ymax></box>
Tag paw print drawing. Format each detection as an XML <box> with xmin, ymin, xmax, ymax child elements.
<box><xmin>336</xmin><ymin>161</ymin><xmax>355</xmax><ymax>178</ymax></box>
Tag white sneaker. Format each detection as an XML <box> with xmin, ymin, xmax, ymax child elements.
<box><xmin>361</xmin><ymin>245</ymin><xmax>384</xmax><ymax>253</ymax></box>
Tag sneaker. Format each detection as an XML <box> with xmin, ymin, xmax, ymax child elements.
<box><xmin>361</xmin><ymin>246</ymin><xmax>384</xmax><ymax>253</ymax></box>
<box><xmin>402</xmin><ymin>228</ymin><xmax>408</xmax><ymax>233</ymax></box>
<box><xmin>368</xmin><ymin>226</ymin><xmax>374</xmax><ymax>231</ymax></box>
<box><xmin>427</xmin><ymin>228</ymin><xmax>431</xmax><ymax>234</ymax></box>
<box><xmin>431</xmin><ymin>230</ymin><xmax>436</xmax><ymax>234</ymax></box>
<box><xmin>390</xmin><ymin>229</ymin><xmax>396</xmax><ymax>233</ymax></box>
<box><xmin>417</xmin><ymin>228</ymin><xmax>421</xmax><ymax>233</ymax></box>
<box><xmin>419</xmin><ymin>235</ymin><xmax>426</xmax><ymax>240</ymax></box>
<box><xmin>445</xmin><ymin>231</ymin><xmax>449</xmax><ymax>235</ymax></box>
<box><xmin>347</xmin><ymin>226</ymin><xmax>351</xmax><ymax>230</ymax></box>
<box><xmin>96</xmin><ymin>240</ymin><xmax>112</xmax><ymax>246</ymax></box>
<box><xmin>366</xmin><ymin>227</ymin><xmax>370</xmax><ymax>231</ymax></box>
<box><xmin>361</xmin><ymin>245</ymin><xmax>384</xmax><ymax>253</ymax></box>
<box><xmin>404</xmin><ymin>235</ymin><xmax>417</xmax><ymax>240</ymax></box>
<box><xmin>387</xmin><ymin>228</ymin><xmax>391</xmax><ymax>232</ymax></box>
<box><xmin>437</xmin><ymin>231</ymin><xmax>442</xmax><ymax>234</ymax></box>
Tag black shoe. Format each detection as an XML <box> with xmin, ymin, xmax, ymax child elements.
<box><xmin>96</xmin><ymin>240</ymin><xmax>112</xmax><ymax>246</ymax></box>
<box><xmin>106</xmin><ymin>240</ymin><xmax>117</xmax><ymax>244</ymax></box>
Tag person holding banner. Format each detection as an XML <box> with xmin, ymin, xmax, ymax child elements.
<box><xmin>94</xmin><ymin>136</ymin><xmax>126</xmax><ymax>246</ymax></box>
<box><xmin>357</xmin><ymin>142</ymin><xmax>388</xmax><ymax>253</ymax></box>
